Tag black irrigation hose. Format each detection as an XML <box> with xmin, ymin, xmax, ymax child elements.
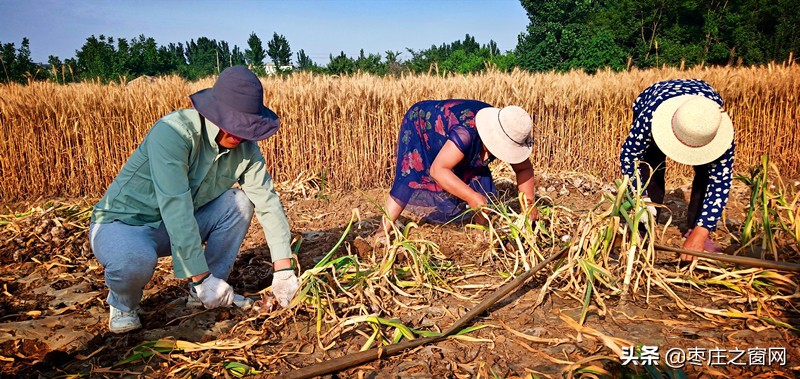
<box><xmin>653</xmin><ymin>243</ymin><xmax>800</xmax><ymax>272</ymax></box>
<box><xmin>275</xmin><ymin>245</ymin><xmax>571</xmax><ymax>379</ymax></box>
<box><xmin>273</xmin><ymin>243</ymin><xmax>798</xmax><ymax>378</ymax></box>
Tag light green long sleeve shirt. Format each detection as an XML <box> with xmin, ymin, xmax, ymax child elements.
<box><xmin>91</xmin><ymin>109</ymin><xmax>291</xmax><ymax>278</ymax></box>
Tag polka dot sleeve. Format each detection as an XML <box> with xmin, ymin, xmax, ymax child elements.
<box><xmin>620</xmin><ymin>83</ymin><xmax>659</xmax><ymax>192</ymax></box>
<box><xmin>695</xmin><ymin>142</ymin><xmax>735</xmax><ymax>230</ymax></box>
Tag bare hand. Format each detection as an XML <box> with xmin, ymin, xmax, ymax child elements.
<box><xmin>469</xmin><ymin>225</ymin><xmax>489</xmax><ymax>244</ymax></box>
<box><xmin>681</xmin><ymin>227</ymin><xmax>709</xmax><ymax>262</ymax></box>
<box><xmin>468</xmin><ymin>195</ymin><xmax>490</xmax><ymax>226</ymax></box>
<box><xmin>527</xmin><ymin>205</ymin><xmax>539</xmax><ymax>222</ymax></box>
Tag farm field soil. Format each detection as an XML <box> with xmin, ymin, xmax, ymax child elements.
<box><xmin>1</xmin><ymin>174</ymin><xmax>798</xmax><ymax>378</ymax></box>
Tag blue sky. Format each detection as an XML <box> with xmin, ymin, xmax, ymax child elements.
<box><xmin>0</xmin><ymin>0</ymin><xmax>530</xmax><ymax>64</ymax></box>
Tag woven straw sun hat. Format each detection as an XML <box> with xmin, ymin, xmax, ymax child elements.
<box><xmin>475</xmin><ymin>105</ymin><xmax>533</xmax><ymax>164</ymax></box>
<box><xmin>651</xmin><ymin>95</ymin><xmax>733</xmax><ymax>166</ymax></box>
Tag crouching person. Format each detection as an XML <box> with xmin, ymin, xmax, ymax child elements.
<box><xmin>89</xmin><ymin>66</ymin><xmax>300</xmax><ymax>334</ymax></box>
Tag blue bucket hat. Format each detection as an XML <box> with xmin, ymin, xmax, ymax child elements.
<box><xmin>189</xmin><ymin>66</ymin><xmax>280</xmax><ymax>141</ymax></box>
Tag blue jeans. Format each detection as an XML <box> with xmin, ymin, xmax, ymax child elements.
<box><xmin>89</xmin><ymin>189</ymin><xmax>254</xmax><ymax>312</ymax></box>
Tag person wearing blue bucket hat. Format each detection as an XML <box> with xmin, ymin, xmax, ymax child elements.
<box><xmin>89</xmin><ymin>66</ymin><xmax>300</xmax><ymax>334</ymax></box>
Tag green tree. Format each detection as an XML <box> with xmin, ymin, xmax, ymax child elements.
<box><xmin>515</xmin><ymin>0</ymin><xmax>799</xmax><ymax>72</ymax></box>
<box><xmin>0</xmin><ymin>38</ymin><xmax>40</xmax><ymax>83</ymax></box>
<box><xmin>721</xmin><ymin>0</ymin><xmax>797</xmax><ymax>65</ymax></box>
<box><xmin>47</xmin><ymin>55</ymin><xmax>65</xmax><ymax>83</ymax></box>
<box><xmin>440</xmin><ymin>49</ymin><xmax>483</xmax><ymax>74</ymax></box>
<box><xmin>114</xmin><ymin>38</ymin><xmax>131</xmax><ymax>78</ymax></box>
<box><xmin>47</xmin><ymin>55</ymin><xmax>69</xmax><ymax>83</ymax></box>
<box><xmin>217</xmin><ymin>40</ymin><xmax>233</xmax><ymax>69</ymax></box>
<box><xmin>296</xmin><ymin>49</ymin><xmax>320</xmax><ymax>72</ymax></box>
<box><xmin>75</xmin><ymin>35</ymin><xmax>118</xmax><ymax>81</ymax></box>
<box><xmin>454</xmin><ymin>34</ymin><xmax>480</xmax><ymax>54</ymax></box>
<box><xmin>231</xmin><ymin>45</ymin><xmax>246</xmax><ymax>66</ymax></box>
<box><xmin>568</xmin><ymin>29</ymin><xmax>628</xmax><ymax>71</ymax></box>
<box><xmin>14</xmin><ymin>37</ymin><xmax>37</xmax><ymax>81</ymax></box>
<box><xmin>165</xmin><ymin>42</ymin><xmax>187</xmax><ymax>69</ymax></box>
<box><xmin>266</xmin><ymin>33</ymin><xmax>292</xmax><ymax>69</ymax></box>
<box><xmin>405</xmin><ymin>33</ymin><xmax>502</xmax><ymax>74</ymax></box>
<box><xmin>406</xmin><ymin>34</ymin><xmax>504</xmax><ymax>74</ymax></box>
<box><xmin>129</xmin><ymin>35</ymin><xmax>163</xmax><ymax>76</ymax></box>
<box><xmin>179</xmin><ymin>37</ymin><xmax>244</xmax><ymax>79</ymax></box>
<box><xmin>486</xmin><ymin>40</ymin><xmax>499</xmax><ymax>56</ymax></box>
<box><xmin>516</xmin><ymin>0</ymin><xmax>604</xmax><ymax>72</ymax></box>
<box><xmin>326</xmin><ymin>51</ymin><xmax>354</xmax><ymax>75</ymax></box>
<box><xmin>62</xmin><ymin>57</ymin><xmax>78</xmax><ymax>81</ymax></box>
<box><xmin>245</xmin><ymin>32</ymin><xmax>266</xmax><ymax>74</ymax></box>
<box><xmin>384</xmin><ymin>50</ymin><xmax>404</xmax><ymax>75</ymax></box>
<box><xmin>184</xmin><ymin>37</ymin><xmax>219</xmax><ymax>79</ymax></box>
<box><xmin>488</xmin><ymin>51</ymin><xmax>517</xmax><ymax>71</ymax></box>
<box><xmin>0</xmin><ymin>41</ymin><xmax>17</xmax><ymax>83</ymax></box>
<box><xmin>354</xmin><ymin>49</ymin><xmax>384</xmax><ymax>75</ymax></box>
<box><xmin>772</xmin><ymin>0</ymin><xmax>800</xmax><ymax>62</ymax></box>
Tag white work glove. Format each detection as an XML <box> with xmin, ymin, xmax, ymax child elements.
<box><xmin>193</xmin><ymin>274</ymin><xmax>234</xmax><ymax>309</ymax></box>
<box><xmin>272</xmin><ymin>269</ymin><xmax>300</xmax><ymax>308</ymax></box>
<box><xmin>640</xmin><ymin>197</ymin><xmax>657</xmax><ymax>224</ymax></box>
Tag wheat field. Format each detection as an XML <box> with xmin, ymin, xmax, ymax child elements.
<box><xmin>0</xmin><ymin>64</ymin><xmax>798</xmax><ymax>201</ymax></box>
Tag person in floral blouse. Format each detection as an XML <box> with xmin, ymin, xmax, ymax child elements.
<box><xmin>380</xmin><ymin>99</ymin><xmax>537</xmax><ymax>233</ymax></box>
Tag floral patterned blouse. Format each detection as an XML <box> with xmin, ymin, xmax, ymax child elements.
<box><xmin>389</xmin><ymin>99</ymin><xmax>496</xmax><ymax>223</ymax></box>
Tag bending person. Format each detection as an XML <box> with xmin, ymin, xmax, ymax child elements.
<box><xmin>620</xmin><ymin>79</ymin><xmax>735</xmax><ymax>263</ymax></box>
<box><xmin>381</xmin><ymin>99</ymin><xmax>537</xmax><ymax>233</ymax></box>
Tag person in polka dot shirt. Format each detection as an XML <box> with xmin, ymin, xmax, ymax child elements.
<box><xmin>619</xmin><ymin>79</ymin><xmax>735</xmax><ymax>263</ymax></box>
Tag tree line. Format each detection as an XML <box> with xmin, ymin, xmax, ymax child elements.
<box><xmin>517</xmin><ymin>0</ymin><xmax>799</xmax><ymax>72</ymax></box>
<box><xmin>1</xmin><ymin>0</ymin><xmax>797</xmax><ymax>84</ymax></box>
<box><xmin>0</xmin><ymin>31</ymin><xmax>511</xmax><ymax>84</ymax></box>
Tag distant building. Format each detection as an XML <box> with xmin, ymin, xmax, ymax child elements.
<box><xmin>264</xmin><ymin>63</ymin><xmax>294</xmax><ymax>76</ymax></box>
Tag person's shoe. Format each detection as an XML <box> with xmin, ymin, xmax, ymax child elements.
<box><xmin>109</xmin><ymin>304</ymin><xmax>142</xmax><ymax>334</ymax></box>
<box><xmin>187</xmin><ymin>285</ymin><xmax>254</xmax><ymax>309</ymax></box>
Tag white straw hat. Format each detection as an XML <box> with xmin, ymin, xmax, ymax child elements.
<box><xmin>475</xmin><ymin>106</ymin><xmax>533</xmax><ymax>164</ymax></box>
<box><xmin>651</xmin><ymin>95</ymin><xmax>733</xmax><ymax>166</ymax></box>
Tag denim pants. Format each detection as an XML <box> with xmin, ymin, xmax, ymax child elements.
<box><xmin>89</xmin><ymin>189</ymin><xmax>254</xmax><ymax>312</ymax></box>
